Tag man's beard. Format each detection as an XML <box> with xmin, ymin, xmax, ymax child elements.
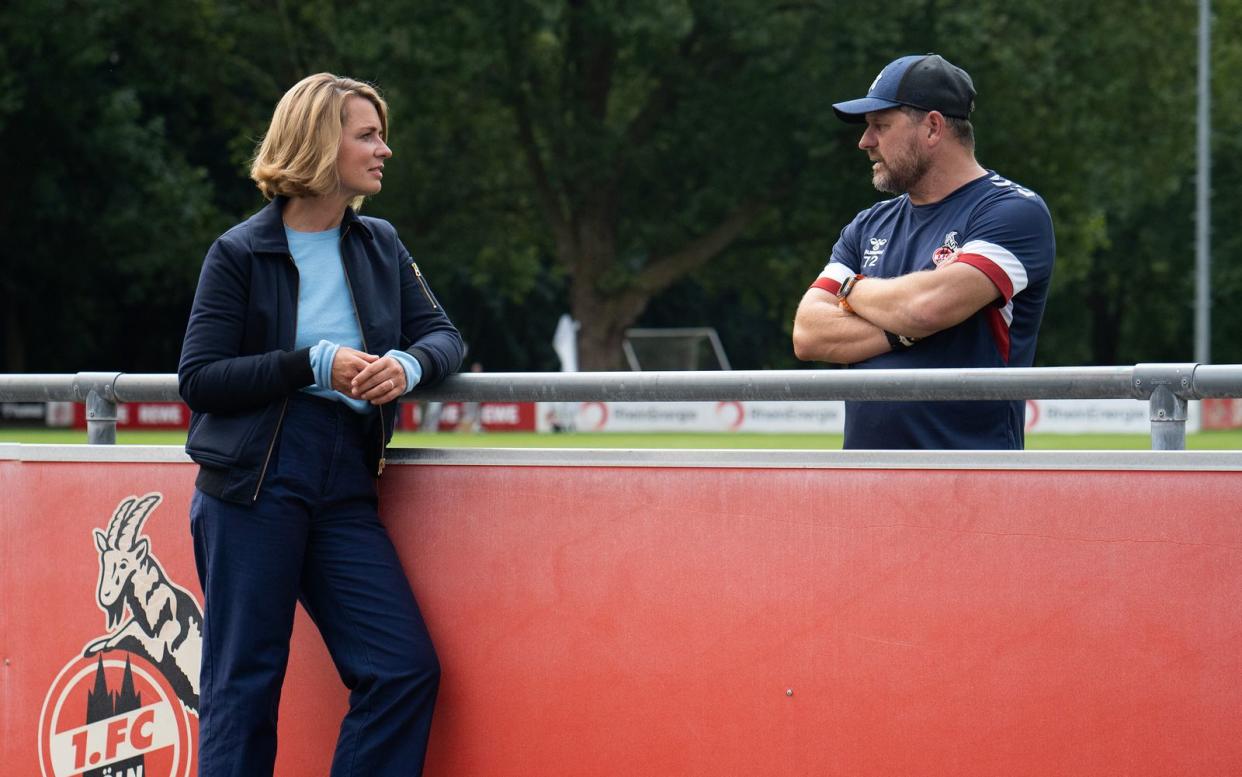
<box><xmin>871</xmin><ymin>142</ymin><xmax>930</xmax><ymax>195</ymax></box>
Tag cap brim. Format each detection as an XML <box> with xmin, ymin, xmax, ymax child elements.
<box><xmin>832</xmin><ymin>97</ymin><xmax>903</xmax><ymax>123</ymax></box>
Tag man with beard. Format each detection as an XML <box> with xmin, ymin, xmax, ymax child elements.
<box><xmin>792</xmin><ymin>54</ymin><xmax>1055</xmax><ymax>449</ymax></box>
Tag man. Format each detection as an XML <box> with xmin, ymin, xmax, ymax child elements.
<box><xmin>792</xmin><ymin>54</ymin><xmax>1054</xmax><ymax>449</ymax></box>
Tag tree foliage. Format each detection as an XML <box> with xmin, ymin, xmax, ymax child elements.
<box><xmin>1</xmin><ymin>0</ymin><xmax>1237</xmax><ymax>372</ymax></box>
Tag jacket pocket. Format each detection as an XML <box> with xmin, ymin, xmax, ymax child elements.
<box><xmin>185</xmin><ymin>405</ymin><xmax>274</xmax><ymax>468</ymax></box>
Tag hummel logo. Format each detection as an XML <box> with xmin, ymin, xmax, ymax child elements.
<box><xmin>863</xmin><ymin>237</ymin><xmax>888</xmax><ymax>268</ymax></box>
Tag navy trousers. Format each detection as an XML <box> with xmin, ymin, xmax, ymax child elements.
<box><xmin>190</xmin><ymin>394</ymin><xmax>439</xmax><ymax>776</ymax></box>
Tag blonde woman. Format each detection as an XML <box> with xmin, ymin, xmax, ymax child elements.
<box><xmin>178</xmin><ymin>73</ymin><xmax>462</xmax><ymax>776</ymax></box>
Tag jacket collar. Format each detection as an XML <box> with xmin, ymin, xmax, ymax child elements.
<box><xmin>248</xmin><ymin>196</ymin><xmax>374</xmax><ymax>255</ymax></box>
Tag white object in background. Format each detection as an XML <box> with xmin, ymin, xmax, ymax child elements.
<box><xmin>552</xmin><ymin>314</ymin><xmax>579</xmax><ymax>373</ymax></box>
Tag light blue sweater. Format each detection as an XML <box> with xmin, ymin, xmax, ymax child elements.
<box><xmin>286</xmin><ymin>226</ymin><xmax>421</xmax><ymax>413</ymax></box>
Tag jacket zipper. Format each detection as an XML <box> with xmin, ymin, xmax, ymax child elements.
<box><xmin>253</xmin><ymin>255</ymin><xmax>300</xmax><ymax>502</ymax></box>
<box><xmin>339</xmin><ymin>225</ymin><xmax>388</xmax><ymax>476</ymax></box>
<box><xmin>411</xmin><ymin>261</ymin><xmax>438</xmax><ymax>309</ymax></box>
<box><xmin>253</xmin><ymin>399</ymin><xmax>288</xmax><ymax>502</ymax></box>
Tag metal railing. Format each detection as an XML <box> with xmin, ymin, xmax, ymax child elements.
<box><xmin>2</xmin><ymin>363</ymin><xmax>1241</xmax><ymax>449</ymax></box>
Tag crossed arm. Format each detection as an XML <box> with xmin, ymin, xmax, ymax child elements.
<box><xmin>792</xmin><ymin>262</ymin><xmax>1001</xmax><ymax>365</ymax></box>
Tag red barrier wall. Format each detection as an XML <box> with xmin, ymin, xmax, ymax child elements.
<box><xmin>3</xmin><ymin>451</ymin><xmax>1241</xmax><ymax>775</ymax></box>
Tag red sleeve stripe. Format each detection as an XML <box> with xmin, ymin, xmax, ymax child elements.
<box><xmin>809</xmin><ymin>262</ymin><xmax>854</xmax><ymax>295</ymax></box>
<box><xmin>811</xmin><ymin>277</ymin><xmax>841</xmax><ymax>295</ymax></box>
<box><xmin>986</xmin><ymin>306</ymin><xmax>1012</xmax><ymax>364</ymax></box>
<box><xmin>958</xmin><ymin>239</ymin><xmax>1027</xmax><ymax>300</ymax></box>
<box><xmin>955</xmin><ymin>252</ymin><xmax>1015</xmax><ymax>303</ymax></box>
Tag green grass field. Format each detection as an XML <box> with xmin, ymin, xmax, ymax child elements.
<box><xmin>2</xmin><ymin>428</ymin><xmax>1240</xmax><ymax>449</ymax></box>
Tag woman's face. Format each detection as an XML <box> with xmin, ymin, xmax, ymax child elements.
<box><xmin>337</xmin><ymin>95</ymin><xmax>391</xmax><ymax>199</ymax></box>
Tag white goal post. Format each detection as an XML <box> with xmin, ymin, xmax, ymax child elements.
<box><xmin>622</xmin><ymin>327</ymin><xmax>732</xmax><ymax>371</ymax></box>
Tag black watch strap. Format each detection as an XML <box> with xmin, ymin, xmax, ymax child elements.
<box><xmin>885</xmin><ymin>330</ymin><xmax>919</xmax><ymax>350</ymax></box>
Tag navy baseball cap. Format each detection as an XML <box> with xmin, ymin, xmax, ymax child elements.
<box><xmin>832</xmin><ymin>54</ymin><xmax>976</xmax><ymax>123</ymax></box>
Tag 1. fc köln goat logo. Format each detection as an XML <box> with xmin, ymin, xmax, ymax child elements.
<box><xmin>38</xmin><ymin>493</ymin><xmax>203</xmax><ymax>777</ymax></box>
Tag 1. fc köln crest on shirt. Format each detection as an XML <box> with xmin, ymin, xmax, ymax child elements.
<box><xmin>932</xmin><ymin>231</ymin><xmax>961</xmax><ymax>266</ymax></box>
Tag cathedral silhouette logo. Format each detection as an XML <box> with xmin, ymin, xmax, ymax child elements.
<box><xmin>39</xmin><ymin>494</ymin><xmax>201</xmax><ymax>777</ymax></box>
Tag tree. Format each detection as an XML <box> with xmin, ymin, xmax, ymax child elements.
<box><xmin>369</xmin><ymin>0</ymin><xmax>1226</xmax><ymax>370</ymax></box>
<box><xmin>3</xmin><ymin>0</ymin><xmax>1236</xmax><ymax>374</ymax></box>
<box><xmin>940</xmin><ymin>0</ymin><xmax>1200</xmax><ymax>365</ymax></box>
<box><xmin>369</xmin><ymin>0</ymin><xmax>872</xmax><ymax>369</ymax></box>
<box><xmin>0</xmin><ymin>0</ymin><xmax>229</xmax><ymax>371</ymax></box>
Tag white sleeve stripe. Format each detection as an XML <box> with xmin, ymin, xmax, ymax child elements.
<box><xmin>818</xmin><ymin>263</ymin><xmax>854</xmax><ymax>283</ymax></box>
<box><xmin>1000</xmin><ymin>299</ymin><xmax>1013</xmax><ymax>327</ymax></box>
<box><xmin>960</xmin><ymin>240</ymin><xmax>1028</xmax><ymax>295</ymax></box>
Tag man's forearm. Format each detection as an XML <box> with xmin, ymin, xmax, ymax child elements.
<box><xmin>844</xmin><ymin>263</ymin><xmax>999</xmax><ymax>338</ymax></box>
<box><xmin>793</xmin><ymin>290</ymin><xmax>892</xmax><ymax>364</ymax></box>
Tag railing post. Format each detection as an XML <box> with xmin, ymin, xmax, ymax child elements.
<box><xmin>73</xmin><ymin>372</ymin><xmax>122</xmax><ymax>445</ymax></box>
<box><xmin>1134</xmin><ymin>363</ymin><xmax>1197</xmax><ymax>451</ymax></box>
<box><xmin>1148</xmin><ymin>384</ymin><xmax>1189</xmax><ymax>450</ymax></box>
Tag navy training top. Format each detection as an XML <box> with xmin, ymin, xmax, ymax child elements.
<box><xmin>810</xmin><ymin>171</ymin><xmax>1055</xmax><ymax>449</ymax></box>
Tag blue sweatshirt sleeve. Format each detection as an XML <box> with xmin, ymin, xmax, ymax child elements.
<box><xmin>309</xmin><ymin>340</ymin><xmax>342</xmax><ymax>389</ymax></box>
<box><xmin>385</xmin><ymin>349</ymin><xmax>424</xmax><ymax>392</ymax></box>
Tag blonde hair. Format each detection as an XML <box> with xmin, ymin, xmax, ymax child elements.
<box><xmin>250</xmin><ymin>73</ymin><xmax>389</xmax><ymax>210</ymax></box>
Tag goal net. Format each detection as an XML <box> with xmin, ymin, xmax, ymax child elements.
<box><xmin>622</xmin><ymin>327</ymin><xmax>732</xmax><ymax>371</ymax></box>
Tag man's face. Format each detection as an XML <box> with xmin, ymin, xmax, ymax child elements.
<box><xmin>858</xmin><ymin>108</ymin><xmax>929</xmax><ymax>195</ymax></box>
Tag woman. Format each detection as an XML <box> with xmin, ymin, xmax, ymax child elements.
<box><xmin>178</xmin><ymin>73</ymin><xmax>463</xmax><ymax>776</ymax></box>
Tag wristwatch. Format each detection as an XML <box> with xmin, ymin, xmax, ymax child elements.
<box><xmin>836</xmin><ymin>273</ymin><xmax>865</xmax><ymax>314</ymax></box>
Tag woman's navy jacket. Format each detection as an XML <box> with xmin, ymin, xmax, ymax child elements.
<box><xmin>178</xmin><ymin>197</ymin><xmax>464</xmax><ymax>504</ymax></box>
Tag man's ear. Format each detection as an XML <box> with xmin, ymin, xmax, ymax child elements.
<box><xmin>924</xmin><ymin>111</ymin><xmax>947</xmax><ymax>145</ymax></box>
